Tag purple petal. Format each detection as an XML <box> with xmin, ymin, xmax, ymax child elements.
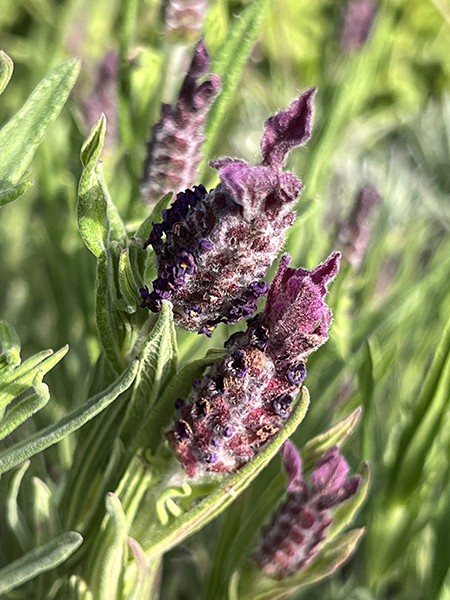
<box><xmin>260</xmin><ymin>88</ymin><xmax>316</xmax><ymax>170</ymax></box>
<box><xmin>283</xmin><ymin>440</ymin><xmax>305</xmax><ymax>493</ymax></box>
<box><xmin>310</xmin><ymin>446</ymin><xmax>349</xmax><ymax>495</ymax></box>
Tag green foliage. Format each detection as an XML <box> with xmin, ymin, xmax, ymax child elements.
<box><xmin>1</xmin><ymin>0</ymin><xmax>450</xmax><ymax>598</ymax></box>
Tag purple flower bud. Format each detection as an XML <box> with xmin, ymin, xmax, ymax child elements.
<box><xmin>254</xmin><ymin>441</ymin><xmax>361</xmax><ymax>579</ymax></box>
<box><xmin>341</xmin><ymin>0</ymin><xmax>377</xmax><ymax>52</ymax></box>
<box><xmin>142</xmin><ymin>90</ymin><xmax>317</xmax><ymax>334</ymax></box>
<box><xmin>141</xmin><ymin>40</ymin><xmax>221</xmax><ymax>204</ymax></box>
<box><xmin>165</xmin><ymin>0</ymin><xmax>208</xmax><ymax>40</ymax></box>
<box><xmin>84</xmin><ymin>52</ymin><xmax>118</xmax><ymax>151</ymax></box>
<box><xmin>166</xmin><ymin>253</ymin><xmax>338</xmax><ymax>477</ymax></box>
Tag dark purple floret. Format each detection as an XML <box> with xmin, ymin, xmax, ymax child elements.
<box><xmin>286</xmin><ymin>362</ymin><xmax>307</xmax><ymax>384</ymax></box>
<box><xmin>222</xmin><ymin>350</ymin><xmax>248</xmax><ymax>379</ymax></box>
<box><xmin>272</xmin><ymin>393</ymin><xmax>293</xmax><ymax>417</ymax></box>
<box><xmin>253</xmin><ymin>441</ymin><xmax>362</xmax><ymax>579</ymax></box>
<box><xmin>174</xmin><ymin>398</ymin><xmax>185</xmax><ymax>409</ymax></box>
<box><xmin>141</xmin><ymin>90</ymin><xmax>317</xmax><ymax>334</ymax></box>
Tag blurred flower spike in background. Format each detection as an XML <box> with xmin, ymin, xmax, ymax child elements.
<box><xmin>254</xmin><ymin>440</ymin><xmax>362</xmax><ymax>579</ymax></box>
<box><xmin>166</xmin><ymin>252</ymin><xmax>339</xmax><ymax>477</ymax></box>
<box><xmin>141</xmin><ymin>40</ymin><xmax>221</xmax><ymax>204</ymax></box>
<box><xmin>140</xmin><ymin>88</ymin><xmax>317</xmax><ymax>336</ymax></box>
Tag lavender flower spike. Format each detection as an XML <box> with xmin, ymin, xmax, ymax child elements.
<box><xmin>166</xmin><ymin>253</ymin><xmax>338</xmax><ymax>477</ymax></box>
<box><xmin>254</xmin><ymin>441</ymin><xmax>361</xmax><ymax>579</ymax></box>
<box><xmin>141</xmin><ymin>89</ymin><xmax>316</xmax><ymax>335</ymax></box>
<box><xmin>141</xmin><ymin>40</ymin><xmax>221</xmax><ymax>204</ymax></box>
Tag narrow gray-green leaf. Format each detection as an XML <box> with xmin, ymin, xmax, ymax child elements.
<box><xmin>0</xmin><ymin>359</ymin><xmax>138</xmax><ymax>475</ymax></box>
<box><xmin>0</xmin><ymin>345</ymin><xmax>68</xmax><ymax>411</ymax></box>
<box><xmin>200</xmin><ymin>0</ymin><xmax>272</xmax><ymax>174</ymax></box>
<box><xmin>95</xmin><ymin>250</ymin><xmax>122</xmax><ymax>372</ymax></box>
<box><xmin>142</xmin><ymin>388</ymin><xmax>310</xmax><ymax>558</ymax></box>
<box><xmin>69</xmin><ymin>575</ymin><xmax>94</xmax><ymax>600</ymax></box>
<box><xmin>0</xmin><ymin>531</ymin><xmax>83</xmax><ymax>595</ymax></box>
<box><xmin>0</xmin><ymin>319</ymin><xmax>21</xmax><ymax>370</ymax></box>
<box><xmin>118</xmin><ymin>247</ymin><xmax>141</xmax><ymax>311</ymax></box>
<box><xmin>5</xmin><ymin>461</ymin><xmax>32</xmax><ymax>552</ymax></box>
<box><xmin>0</xmin><ymin>58</ymin><xmax>80</xmax><ymax>191</ymax></box>
<box><xmin>127</xmin><ymin>539</ymin><xmax>162</xmax><ymax>600</ymax></box>
<box><xmin>0</xmin><ymin>374</ymin><xmax>50</xmax><ymax>441</ymax></box>
<box><xmin>97</xmin><ymin>493</ymin><xmax>128</xmax><ymax>600</ymax></box>
<box><xmin>0</xmin><ymin>179</ymin><xmax>33</xmax><ymax>208</ymax></box>
<box><xmin>78</xmin><ymin>115</ymin><xmax>110</xmax><ymax>257</ymax></box>
<box><xmin>31</xmin><ymin>476</ymin><xmax>60</xmax><ymax>546</ymax></box>
<box><xmin>301</xmin><ymin>407</ymin><xmax>363</xmax><ymax>472</ymax></box>
<box><xmin>120</xmin><ymin>302</ymin><xmax>177</xmax><ymax>451</ymax></box>
<box><xmin>0</xmin><ymin>50</ymin><xmax>14</xmax><ymax>96</ymax></box>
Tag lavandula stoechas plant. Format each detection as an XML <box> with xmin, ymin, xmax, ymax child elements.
<box><xmin>254</xmin><ymin>440</ymin><xmax>361</xmax><ymax>579</ymax></box>
<box><xmin>166</xmin><ymin>253</ymin><xmax>340</xmax><ymax>477</ymax></box>
<box><xmin>141</xmin><ymin>40</ymin><xmax>221</xmax><ymax>204</ymax></box>
<box><xmin>140</xmin><ymin>88</ymin><xmax>316</xmax><ymax>335</ymax></box>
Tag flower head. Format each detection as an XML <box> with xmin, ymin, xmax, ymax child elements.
<box><xmin>141</xmin><ymin>40</ymin><xmax>221</xmax><ymax>204</ymax></box>
<box><xmin>165</xmin><ymin>253</ymin><xmax>339</xmax><ymax>477</ymax></box>
<box><xmin>165</xmin><ymin>0</ymin><xmax>209</xmax><ymax>40</ymax></box>
<box><xmin>141</xmin><ymin>89</ymin><xmax>316</xmax><ymax>335</ymax></box>
<box><xmin>254</xmin><ymin>441</ymin><xmax>361</xmax><ymax>579</ymax></box>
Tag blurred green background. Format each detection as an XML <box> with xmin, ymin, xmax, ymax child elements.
<box><xmin>2</xmin><ymin>0</ymin><xmax>450</xmax><ymax>598</ymax></box>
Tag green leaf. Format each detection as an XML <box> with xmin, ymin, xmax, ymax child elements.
<box><xmin>120</xmin><ymin>301</ymin><xmax>177</xmax><ymax>452</ymax></box>
<box><xmin>5</xmin><ymin>461</ymin><xmax>32</xmax><ymax>552</ymax></box>
<box><xmin>140</xmin><ymin>388</ymin><xmax>310</xmax><ymax>558</ymax></box>
<box><xmin>0</xmin><ymin>359</ymin><xmax>139</xmax><ymax>476</ymax></box>
<box><xmin>0</xmin><ymin>50</ymin><xmax>14</xmax><ymax>96</ymax></box>
<box><xmin>247</xmin><ymin>528</ymin><xmax>365</xmax><ymax>600</ymax></box>
<box><xmin>118</xmin><ymin>247</ymin><xmax>141</xmax><ymax>311</ymax></box>
<box><xmin>0</xmin><ymin>345</ymin><xmax>68</xmax><ymax>411</ymax></box>
<box><xmin>31</xmin><ymin>476</ymin><xmax>60</xmax><ymax>546</ymax></box>
<box><xmin>0</xmin><ymin>319</ymin><xmax>21</xmax><ymax>373</ymax></box>
<box><xmin>0</xmin><ymin>58</ymin><xmax>80</xmax><ymax>191</ymax></box>
<box><xmin>134</xmin><ymin>192</ymin><xmax>173</xmax><ymax>243</ymax></box>
<box><xmin>0</xmin><ymin>531</ymin><xmax>83</xmax><ymax>595</ymax></box>
<box><xmin>126</xmin><ymin>538</ymin><xmax>163</xmax><ymax>600</ymax></box>
<box><xmin>0</xmin><ymin>372</ymin><xmax>50</xmax><ymax>441</ymax></box>
<box><xmin>301</xmin><ymin>407</ymin><xmax>363</xmax><ymax>472</ymax></box>
<box><xmin>68</xmin><ymin>575</ymin><xmax>94</xmax><ymax>600</ymax></box>
<box><xmin>200</xmin><ymin>0</ymin><xmax>272</xmax><ymax>175</ymax></box>
<box><xmin>78</xmin><ymin>115</ymin><xmax>110</xmax><ymax>257</ymax></box>
<box><xmin>388</xmin><ymin>312</ymin><xmax>450</xmax><ymax>502</ymax></box>
<box><xmin>96</xmin><ymin>493</ymin><xmax>128</xmax><ymax>600</ymax></box>
<box><xmin>0</xmin><ymin>179</ymin><xmax>34</xmax><ymax>208</ymax></box>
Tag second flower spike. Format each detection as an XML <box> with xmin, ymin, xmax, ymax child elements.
<box><xmin>140</xmin><ymin>88</ymin><xmax>316</xmax><ymax>335</ymax></box>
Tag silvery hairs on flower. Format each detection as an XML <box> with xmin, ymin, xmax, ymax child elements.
<box><xmin>141</xmin><ymin>40</ymin><xmax>221</xmax><ymax>205</ymax></box>
<box><xmin>254</xmin><ymin>440</ymin><xmax>361</xmax><ymax>579</ymax></box>
<box><xmin>166</xmin><ymin>252</ymin><xmax>339</xmax><ymax>477</ymax></box>
<box><xmin>140</xmin><ymin>88</ymin><xmax>317</xmax><ymax>336</ymax></box>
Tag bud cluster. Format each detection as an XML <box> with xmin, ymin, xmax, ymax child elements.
<box><xmin>165</xmin><ymin>253</ymin><xmax>339</xmax><ymax>477</ymax></box>
<box><xmin>254</xmin><ymin>441</ymin><xmax>361</xmax><ymax>579</ymax></box>
<box><xmin>141</xmin><ymin>88</ymin><xmax>316</xmax><ymax>335</ymax></box>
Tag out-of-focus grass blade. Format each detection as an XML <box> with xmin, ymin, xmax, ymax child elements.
<box><xmin>0</xmin><ymin>58</ymin><xmax>80</xmax><ymax>191</ymax></box>
<box><xmin>0</xmin><ymin>50</ymin><xmax>13</xmax><ymax>95</ymax></box>
<box><xmin>358</xmin><ymin>342</ymin><xmax>375</xmax><ymax>463</ymax></box>
<box><xmin>388</xmin><ymin>312</ymin><xmax>450</xmax><ymax>502</ymax></box>
<box><xmin>140</xmin><ymin>389</ymin><xmax>309</xmax><ymax>558</ymax></box>
<box><xmin>0</xmin><ymin>359</ymin><xmax>138</xmax><ymax>475</ymax></box>
<box><xmin>0</xmin><ymin>531</ymin><xmax>83</xmax><ymax>595</ymax></box>
<box><xmin>199</xmin><ymin>0</ymin><xmax>272</xmax><ymax>175</ymax></box>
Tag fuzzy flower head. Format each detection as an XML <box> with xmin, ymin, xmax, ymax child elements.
<box><xmin>140</xmin><ymin>89</ymin><xmax>316</xmax><ymax>335</ymax></box>
<box><xmin>165</xmin><ymin>253</ymin><xmax>338</xmax><ymax>477</ymax></box>
<box><xmin>141</xmin><ymin>40</ymin><xmax>221</xmax><ymax>204</ymax></box>
<box><xmin>254</xmin><ymin>441</ymin><xmax>361</xmax><ymax>579</ymax></box>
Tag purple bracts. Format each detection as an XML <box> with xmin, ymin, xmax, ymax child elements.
<box><xmin>166</xmin><ymin>253</ymin><xmax>339</xmax><ymax>477</ymax></box>
<box><xmin>254</xmin><ymin>441</ymin><xmax>361</xmax><ymax>579</ymax></box>
<box><xmin>141</xmin><ymin>89</ymin><xmax>316</xmax><ymax>335</ymax></box>
<box><xmin>141</xmin><ymin>40</ymin><xmax>221</xmax><ymax>204</ymax></box>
